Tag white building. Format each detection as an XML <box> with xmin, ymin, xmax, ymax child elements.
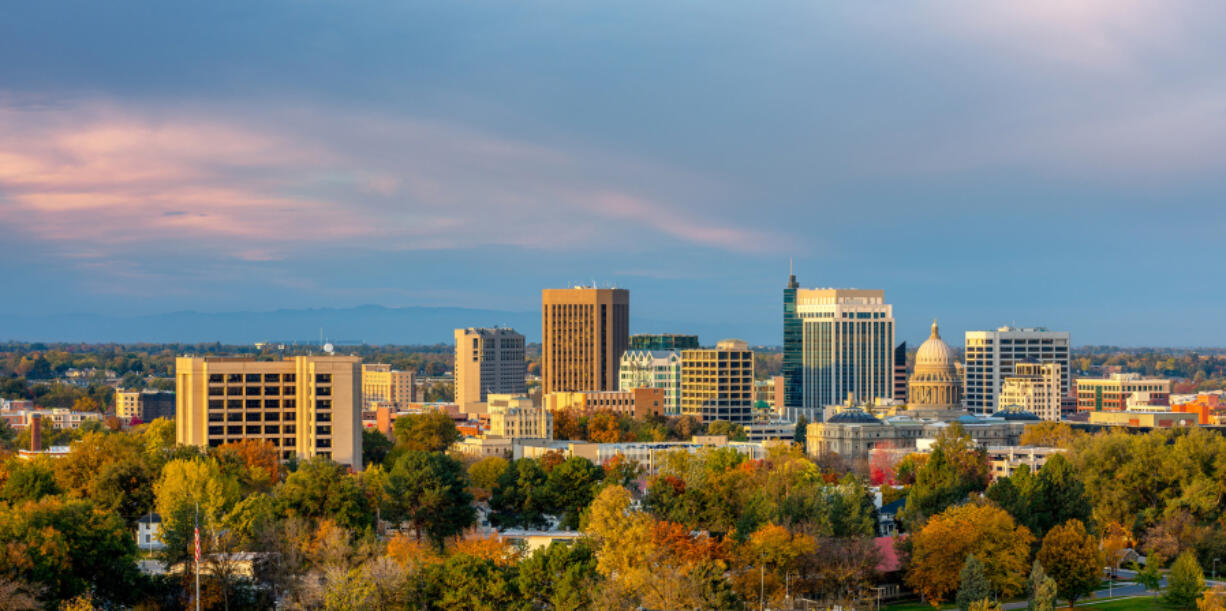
<box><xmin>794</xmin><ymin>289</ymin><xmax>895</xmax><ymax>422</ymax></box>
<box><xmin>964</xmin><ymin>327</ymin><xmax>1070</xmax><ymax>415</ymax></box>
<box><xmin>486</xmin><ymin>394</ymin><xmax>552</xmax><ymax>440</ymax></box>
<box><xmin>998</xmin><ymin>362</ymin><xmax>1063</xmax><ymax>422</ymax></box>
<box><xmin>618</xmin><ymin>350</ymin><xmax>682</xmax><ymax>415</ymax></box>
<box><xmin>986</xmin><ymin>445</ymin><xmax>1066</xmax><ymax>478</ymax></box>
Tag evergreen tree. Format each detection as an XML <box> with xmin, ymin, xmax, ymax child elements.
<box><xmin>1167</xmin><ymin>551</ymin><xmax>1207</xmax><ymax>608</ymax></box>
<box><xmin>957</xmin><ymin>554</ymin><xmax>991</xmax><ymax>611</ymax></box>
<box><xmin>794</xmin><ymin>415</ymin><xmax>808</xmax><ymax>446</ymax></box>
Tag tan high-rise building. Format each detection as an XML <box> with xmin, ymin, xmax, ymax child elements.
<box><xmin>541</xmin><ymin>287</ymin><xmax>629</xmax><ymax>394</ymax></box>
<box><xmin>454</xmin><ymin>328</ymin><xmax>527</xmax><ymax>412</ymax></box>
<box><xmin>176</xmin><ymin>355</ymin><xmax>363</xmax><ymax>468</ymax></box>
<box><xmin>681</xmin><ymin>339</ymin><xmax>755</xmax><ymax>424</ymax></box>
<box><xmin>361</xmin><ymin>364</ymin><xmax>416</xmax><ymax>410</ymax></box>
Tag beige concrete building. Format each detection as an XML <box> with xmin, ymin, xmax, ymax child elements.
<box><xmin>361</xmin><ymin>364</ymin><xmax>415</xmax><ymax>411</ymax></box>
<box><xmin>544</xmin><ymin>388</ymin><xmax>666</xmax><ymax>419</ymax></box>
<box><xmin>175</xmin><ymin>355</ymin><xmax>363</xmax><ymax>468</ymax></box>
<box><xmin>541</xmin><ymin>287</ymin><xmax>629</xmax><ymax>394</ymax></box>
<box><xmin>1087</xmin><ymin>409</ymin><xmax>1195</xmax><ymax>429</ymax></box>
<box><xmin>964</xmin><ymin>327</ymin><xmax>1070</xmax><ymax>414</ymax></box>
<box><xmin>999</xmin><ymin>362</ymin><xmax>1063</xmax><ymax>422</ymax></box>
<box><xmin>454</xmin><ymin>327</ymin><xmax>526</xmax><ymax>412</ymax></box>
<box><xmin>681</xmin><ymin>339</ymin><xmax>754</xmax><ymax>423</ymax></box>
<box><xmin>987</xmin><ymin>445</ymin><xmax>1066</xmax><ymax>478</ymax></box>
<box><xmin>486</xmin><ymin>394</ymin><xmax>553</xmax><ymax>439</ymax></box>
<box><xmin>793</xmin><ymin>288</ymin><xmax>895</xmax><ymax>422</ymax></box>
<box><xmin>1077</xmin><ymin>373</ymin><xmax>1172</xmax><ymax>412</ymax></box>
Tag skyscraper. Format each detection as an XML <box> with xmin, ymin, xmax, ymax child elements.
<box><xmin>454</xmin><ymin>328</ymin><xmax>527</xmax><ymax>412</ymax></box>
<box><xmin>893</xmin><ymin>342</ymin><xmax>908</xmax><ymax>403</ymax></box>
<box><xmin>782</xmin><ymin>273</ymin><xmax>803</xmax><ymax>411</ymax></box>
<box><xmin>963</xmin><ymin>326</ymin><xmax>1070</xmax><ymax>414</ymax></box>
<box><xmin>680</xmin><ymin>339</ymin><xmax>754</xmax><ymax>424</ymax></box>
<box><xmin>541</xmin><ymin>287</ymin><xmax>629</xmax><ymax>394</ymax></box>
<box><xmin>795</xmin><ymin>288</ymin><xmax>895</xmax><ymax>420</ymax></box>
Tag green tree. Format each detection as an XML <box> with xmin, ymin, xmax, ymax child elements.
<box><xmin>1029</xmin><ymin>454</ymin><xmax>1090</xmax><ymax>539</ymax></box>
<box><xmin>957</xmin><ymin>554</ymin><xmax>991</xmax><ymax>611</ymax></box>
<box><xmin>1168</xmin><ymin>551</ymin><xmax>1207</xmax><ymax>608</ymax></box>
<box><xmin>391</xmin><ymin>411</ymin><xmax>460</xmax><ymax>453</ymax></box>
<box><xmin>707</xmin><ymin>420</ymin><xmax>748</xmax><ymax>441</ymax></box>
<box><xmin>276</xmin><ymin>456</ymin><xmax>373</xmax><ymax>531</ymax></box>
<box><xmin>1</xmin><ymin>458</ymin><xmax>60</xmax><ymax>503</ymax></box>
<box><xmin>1134</xmin><ymin>557</ymin><xmax>1162</xmax><ymax>596</ymax></box>
<box><xmin>89</xmin><ymin>458</ymin><xmax>155</xmax><ymax>525</ymax></box>
<box><xmin>519</xmin><ymin>540</ymin><xmax>601</xmax><ymax>611</ymax></box>
<box><xmin>362</xmin><ymin>429</ymin><xmax>393</xmax><ymax>467</ymax></box>
<box><xmin>900</xmin><ymin>424</ymin><xmax>990</xmax><ymax>528</ymax></box>
<box><xmin>154</xmin><ymin>458</ymin><xmax>242</xmax><ymax>569</ymax></box>
<box><xmin>1027</xmin><ymin>560</ymin><xmax>1057</xmax><ymax>611</ymax></box>
<box><xmin>385</xmin><ymin>451</ymin><xmax>475</xmax><ymax>550</ymax></box>
<box><xmin>545</xmin><ymin>457</ymin><xmax>604</xmax><ymax>529</ymax></box>
<box><xmin>490</xmin><ymin>458</ymin><xmax>551</xmax><ymax>530</ymax></box>
<box><xmin>468</xmin><ymin>456</ymin><xmax>510</xmax><ymax>493</ymax></box>
<box><xmin>794</xmin><ymin>415</ymin><xmax>808</xmax><ymax>446</ymax></box>
<box><xmin>1037</xmin><ymin>519</ymin><xmax>1101</xmax><ymax>608</ymax></box>
<box><xmin>410</xmin><ymin>553</ymin><xmax>523</xmax><ymax>609</ymax></box>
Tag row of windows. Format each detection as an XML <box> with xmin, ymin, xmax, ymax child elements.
<box><xmin>205</xmin><ymin>424</ymin><xmax>332</xmax><ymax>437</ymax></box>
<box><xmin>206</xmin><ymin>373</ymin><xmax>332</xmax><ymax>384</ymax></box>
<box><xmin>209</xmin><ymin>398</ymin><xmax>299</xmax><ymax>409</ymax></box>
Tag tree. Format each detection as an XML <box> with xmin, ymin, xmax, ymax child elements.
<box><xmin>906</xmin><ymin>502</ymin><xmax>1033</xmax><ymax>606</ymax></box>
<box><xmin>71</xmin><ymin>396</ymin><xmax>100</xmax><ymax>412</ymax></box>
<box><xmin>0</xmin><ymin>575</ymin><xmax>41</xmax><ymax>611</ymax></box>
<box><xmin>1027</xmin><ymin>561</ymin><xmax>1057</xmax><ymax>611</ymax></box>
<box><xmin>468</xmin><ymin>456</ymin><xmax>509</xmax><ymax>500</ymax></box>
<box><xmin>900</xmin><ymin>425</ymin><xmax>990</xmax><ymax>528</ymax></box>
<box><xmin>154</xmin><ymin>458</ymin><xmax>242</xmax><ymax>568</ymax></box>
<box><xmin>409</xmin><ymin>553</ymin><xmax>523</xmax><ymax>610</ymax></box>
<box><xmin>384</xmin><ymin>450</ymin><xmax>475</xmax><ymax>550</ymax></box>
<box><xmin>545</xmin><ymin>457</ymin><xmax>604</xmax><ymax>529</ymax></box>
<box><xmin>89</xmin><ymin>457</ymin><xmax>155</xmax><ymax>525</ymax></box>
<box><xmin>1037</xmin><ymin>519</ymin><xmax>1100</xmax><ymax>608</ymax></box>
<box><xmin>1</xmin><ymin>458</ymin><xmax>60</xmax><ymax>503</ymax></box>
<box><xmin>1134</xmin><ymin>557</ymin><xmax>1163</xmax><ymax>596</ymax></box>
<box><xmin>957</xmin><ymin>555</ymin><xmax>991</xmax><ymax>611</ymax></box>
<box><xmin>1029</xmin><ymin>454</ymin><xmax>1090</xmax><ymax>539</ymax></box>
<box><xmin>489</xmin><ymin>458</ymin><xmax>551</xmax><ymax>529</ymax></box>
<box><xmin>1100</xmin><ymin>521</ymin><xmax>1132</xmax><ymax>577</ymax></box>
<box><xmin>276</xmin><ymin>456</ymin><xmax>373</xmax><ymax>531</ymax></box>
<box><xmin>1168</xmin><ymin>550</ymin><xmax>1207</xmax><ymax>608</ymax></box>
<box><xmin>519</xmin><ymin>540</ymin><xmax>601</xmax><ymax>611</ymax></box>
<box><xmin>362</xmin><ymin>428</ymin><xmax>393</xmax><ymax>467</ymax></box>
<box><xmin>707</xmin><ymin>420</ymin><xmax>748</xmax><ymax>442</ymax></box>
<box><xmin>391</xmin><ymin>411</ymin><xmax>460</xmax><ymax>453</ymax></box>
<box><xmin>794</xmin><ymin>415</ymin><xmax>808</xmax><ymax>447</ymax></box>
<box><xmin>805</xmin><ymin>536</ymin><xmax>880</xmax><ymax>608</ymax></box>
<box><xmin>1198</xmin><ymin>585</ymin><xmax>1226</xmax><ymax>611</ymax></box>
<box><xmin>1019</xmin><ymin>422</ymin><xmax>1082</xmax><ymax>448</ymax></box>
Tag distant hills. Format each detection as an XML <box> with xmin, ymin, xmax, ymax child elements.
<box><xmin>1</xmin><ymin>304</ymin><xmax>763</xmax><ymax>346</ymax></box>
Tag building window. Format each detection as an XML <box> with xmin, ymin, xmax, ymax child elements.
<box><xmin>264</xmin><ymin>373</ymin><xmax>280</xmax><ymax>383</ymax></box>
<box><xmin>316</xmin><ymin>425</ymin><xmax>331</xmax><ymax>436</ymax></box>
<box><xmin>315</xmin><ymin>374</ymin><xmax>332</xmax><ymax>384</ymax></box>
<box><xmin>316</xmin><ymin>386</ymin><xmax>331</xmax><ymax>397</ymax></box>
<box><xmin>246</xmin><ymin>373</ymin><xmax>261</xmax><ymax>382</ymax></box>
<box><xmin>316</xmin><ymin>399</ymin><xmax>332</xmax><ymax>410</ymax></box>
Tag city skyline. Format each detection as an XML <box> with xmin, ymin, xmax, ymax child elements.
<box><xmin>5</xmin><ymin>2</ymin><xmax>1226</xmax><ymax>346</ymax></box>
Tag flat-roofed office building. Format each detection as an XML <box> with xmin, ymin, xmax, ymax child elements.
<box><xmin>964</xmin><ymin>327</ymin><xmax>1070</xmax><ymax>415</ymax></box>
<box><xmin>454</xmin><ymin>327</ymin><xmax>527</xmax><ymax>412</ymax></box>
<box><xmin>541</xmin><ymin>287</ymin><xmax>629</xmax><ymax>394</ymax></box>
<box><xmin>361</xmin><ymin>364</ymin><xmax>416</xmax><ymax>410</ymax></box>
<box><xmin>790</xmin><ymin>288</ymin><xmax>895</xmax><ymax>422</ymax></box>
<box><xmin>176</xmin><ymin>355</ymin><xmax>362</xmax><ymax>468</ymax></box>
<box><xmin>681</xmin><ymin>339</ymin><xmax>754</xmax><ymax>424</ymax></box>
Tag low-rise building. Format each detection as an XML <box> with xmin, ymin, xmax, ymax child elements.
<box><xmin>1088</xmin><ymin>409</ymin><xmax>1197</xmax><ymax>429</ymax></box>
<box><xmin>998</xmin><ymin>363</ymin><xmax>1062</xmax><ymax>422</ymax></box>
<box><xmin>452</xmin><ymin>436</ymin><xmax>514</xmax><ymax>458</ymax></box>
<box><xmin>487</xmin><ymin>394</ymin><xmax>552</xmax><ymax>439</ymax></box>
<box><xmin>115</xmin><ymin>389</ymin><xmax>176</xmax><ymax>423</ymax></box>
<box><xmin>0</xmin><ymin>407</ymin><xmax>101</xmax><ymax>431</ymax></box>
<box><xmin>1077</xmin><ymin>373</ymin><xmax>1171</xmax><ymax>412</ymax></box>
<box><xmin>1171</xmin><ymin>393</ymin><xmax>1225</xmax><ymax>425</ymax></box>
<box><xmin>744</xmin><ymin>420</ymin><xmax>797</xmax><ymax>442</ymax></box>
<box><xmin>513</xmin><ymin>437</ymin><xmax>767</xmax><ymax>473</ymax></box>
<box><xmin>806</xmin><ymin>406</ymin><xmax>1034</xmax><ymax>461</ymax></box>
<box><xmin>986</xmin><ymin>445</ymin><xmax>1066</xmax><ymax>478</ymax></box>
<box><xmin>544</xmin><ymin>388</ymin><xmax>666</xmax><ymax>420</ymax></box>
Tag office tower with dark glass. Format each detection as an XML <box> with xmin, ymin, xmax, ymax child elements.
<box><xmin>893</xmin><ymin>342</ymin><xmax>908</xmax><ymax>403</ymax></box>
<box><xmin>628</xmin><ymin>334</ymin><xmax>699</xmax><ymax>351</ymax></box>
<box><xmin>793</xmin><ymin>288</ymin><xmax>895</xmax><ymax>420</ymax></box>
<box><xmin>782</xmin><ymin>273</ymin><xmax>803</xmax><ymax>416</ymax></box>
<box><xmin>541</xmin><ymin>287</ymin><xmax>630</xmax><ymax>394</ymax></box>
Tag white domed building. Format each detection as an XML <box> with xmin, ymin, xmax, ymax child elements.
<box><xmin>908</xmin><ymin>320</ymin><xmax>962</xmax><ymax>410</ymax></box>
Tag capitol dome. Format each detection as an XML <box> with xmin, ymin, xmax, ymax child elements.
<box><xmin>907</xmin><ymin>320</ymin><xmax>962</xmax><ymax>410</ymax></box>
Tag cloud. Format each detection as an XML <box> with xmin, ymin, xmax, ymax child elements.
<box><xmin>0</xmin><ymin>98</ymin><xmax>782</xmax><ymax>273</ymax></box>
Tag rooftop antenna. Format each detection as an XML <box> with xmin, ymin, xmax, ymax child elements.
<box><xmin>789</xmin><ymin>257</ymin><xmax>793</xmax><ymax>276</ymax></box>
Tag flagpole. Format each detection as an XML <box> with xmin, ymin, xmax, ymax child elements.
<box><xmin>194</xmin><ymin>501</ymin><xmax>201</xmax><ymax>611</ymax></box>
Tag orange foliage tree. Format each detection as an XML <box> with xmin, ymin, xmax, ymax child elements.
<box><xmin>906</xmin><ymin>501</ymin><xmax>1033</xmax><ymax>606</ymax></box>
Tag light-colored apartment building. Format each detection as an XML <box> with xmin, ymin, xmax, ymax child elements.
<box><xmin>361</xmin><ymin>364</ymin><xmax>415</xmax><ymax>411</ymax></box>
<box><xmin>114</xmin><ymin>389</ymin><xmax>176</xmax><ymax>422</ymax></box>
<box><xmin>998</xmin><ymin>362</ymin><xmax>1063</xmax><ymax>422</ymax></box>
<box><xmin>680</xmin><ymin>339</ymin><xmax>755</xmax><ymax>424</ymax></box>
<box><xmin>454</xmin><ymin>327</ymin><xmax>526</xmax><ymax>412</ymax></box>
<box><xmin>964</xmin><ymin>326</ymin><xmax>1070</xmax><ymax>415</ymax></box>
<box><xmin>544</xmin><ymin>388</ymin><xmax>666</xmax><ymax>420</ymax></box>
<box><xmin>791</xmin><ymin>289</ymin><xmax>895</xmax><ymax>422</ymax></box>
<box><xmin>486</xmin><ymin>394</ymin><xmax>553</xmax><ymax>439</ymax></box>
<box><xmin>618</xmin><ymin>349</ymin><xmax>682</xmax><ymax>414</ymax></box>
<box><xmin>1076</xmin><ymin>373</ymin><xmax>1171</xmax><ymax>412</ymax></box>
<box><xmin>541</xmin><ymin>287</ymin><xmax>629</xmax><ymax>394</ymax></box>
<box><xmin>175</xmin><ymin>355</ymin><xmax>363</xmax><ymax>468</ymax></box>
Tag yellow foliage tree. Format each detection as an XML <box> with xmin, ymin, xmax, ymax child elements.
<box><xmin>1198</xmin><ymin>585</ymin><xmax>1226</xmax><ymax>611</ymax></box>
<box><xmin>906</xmin><ymin>501</ymin><xmax>1034</xmax><ymax>606</ymax></box>
<box><xmin>385</xmin><ymin>532</ymin><xmax>441</xmax><ymax>571</ymax></box>
<box><xmin>449</xmin><ymin>529</ymin><xmax>520</xmax><ymax>567</ymax></box>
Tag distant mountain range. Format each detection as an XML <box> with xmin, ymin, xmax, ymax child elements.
<box><xmin>1</xmin><ymin>304</ymin><xmax>766</xmax><ymax>346</ymax></box>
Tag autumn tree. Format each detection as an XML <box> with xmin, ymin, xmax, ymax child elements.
<box><xmin>275</xmin><ymin>456</ymin><xmax>373</xmax><ymax>530</ymax></box>
<box><xmin>900</xmin><ymin>424</ymin><xmax>990</xmax><ymax>528</ymax></box>
<box><xmin>467</xmin><ymin>455</ymin><xmax>509</xmax><ymax>501</ymax></box>
<box><xmin>1198</xmin><ymin>585</ymin><xmax>1226</xmax><ymax>611</ymax></box>
<box><xmin>1037</xmin><ymin>519</ymin><xmax>1100</xmax><ymax>608</ymax></box>
<box><xmin>155</xmin><ymin>458</ymin><xmax>242</xmax><ymax>569</ymax></box>
<box><xmin>1</xmin><ymin>457</ymin><xmax>59</xmax><ymax>503</ymax></box>
<box><xmin>906</xmin><ymin>501</ymin><xmax>1033</xmax><ymax>606</ymax></box>
<box><xmin>391</xmin><ymin>411</ymin><xmax>460</xmax><ymax>453</ymax></box>
<box><xmin>1019</xmin><ymin>422</ymin><xmax>1082</xmax><ymax>448</ymax></box>
<box><xmin>1101</xmin><ymin>521</ymin><xmax>1132</xmax><ymax>577</ymax></box>
<box><xmin>1168</xmin><ymin>551</ymin><xmax>1207</xmax><ymax>608</ymax></box>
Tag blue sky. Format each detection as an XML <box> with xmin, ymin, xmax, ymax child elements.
<box><xmin>3</xmin><ymin>1</ymin><xmax>1226</xmax><ymax>346</ymax></box>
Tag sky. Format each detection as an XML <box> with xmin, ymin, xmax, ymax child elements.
<box><xmin>3</xmin><ymin>1</ymin><xmax>1226</xmax><ymax>346</ymax></box>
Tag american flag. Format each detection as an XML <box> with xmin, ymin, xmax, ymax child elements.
<box><xmin>194</xmin><ymin>524</ymin><xmax>201</xmax><ymax>564</ymax></box>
